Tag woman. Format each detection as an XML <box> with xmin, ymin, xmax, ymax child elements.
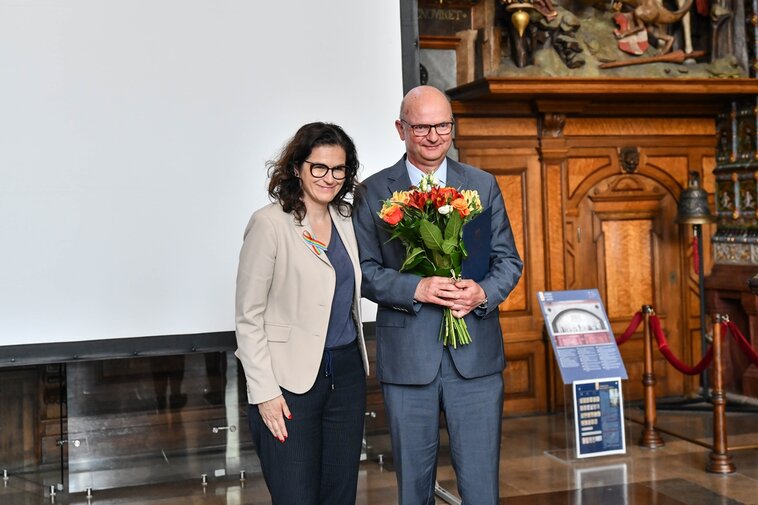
<box><xmin>235</xmin><ymin>122</ymin><xmax>368</xmax><ymax>505</ymax></box>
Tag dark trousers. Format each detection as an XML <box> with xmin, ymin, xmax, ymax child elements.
<box><xmin>248</xmin><ymin>342</ymin><xmax>366</xmax><ymax>505</ymax></box>
<box><xmin>382</xmin><ymin>348</ymin><xmax>504</xmax><ymax>505</ymax></box>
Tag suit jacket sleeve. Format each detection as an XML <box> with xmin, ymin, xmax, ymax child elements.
<box><xmin>353</xmin><ymin>184</ymin><xmax>420</xmax><ymax>313</ymax></box>
<box><xmin>477</xmin><ymin>173</ymin><xmax>523</xmax><ymax>315</ymax></box>
<box><xmin>235</xmin><ymin>211</ymin><xmax>282</xmax><ymax>404</ymax></box>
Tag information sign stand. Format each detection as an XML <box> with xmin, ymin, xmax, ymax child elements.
<box><xmin>538</xmin><ymin>290</ymin><xmax>630</xmax><ymax>461</ymax></box>
<box><xmin>572</xmin><ymin>377</ymin><xmax>626</xmax><ymax>458</ymax></box>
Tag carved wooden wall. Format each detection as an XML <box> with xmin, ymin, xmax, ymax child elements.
<box><xmin>449</xmin><ymin>78</ymin><xmax>758</xmax><ymax>414</ymax></box>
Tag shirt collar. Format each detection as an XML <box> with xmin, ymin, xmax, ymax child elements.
<box><xmin>405</xmin><ymin>158</ymin><xmax>448</xmax><ymax>188</ymax></box>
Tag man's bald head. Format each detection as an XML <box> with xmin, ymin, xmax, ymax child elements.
<box><xmin>399</xmin><ymin>85</ymin><xmax>452</xmax><ymax>122</ymax></box>
<box><xmin>394</xmin><ymin>86</ymin><xmax>454</xmax><ymax>173</ymax></box>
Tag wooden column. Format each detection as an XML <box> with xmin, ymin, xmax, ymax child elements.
<box><xmin>639</xmin><ymin>305</ymin><xmax>665</xmax><ymax>448</ymax></box>
<box><xmin>707</xmin><ymin>314</ymin><xmax>736</xmax><ymax>474</ymax></box>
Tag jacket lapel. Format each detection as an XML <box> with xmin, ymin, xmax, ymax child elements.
<box><xmin>387</xmin><ymin>157</ymin><xmax>413</xmax><ymax>194</ymax></box>
<box><xmin>296</xmin><ymin>214</ymin><xmax>331</xmax><ymax>266</ymax></box>
<box><xmin>446</xmin><ymin>158</ymin><xmax>467</xmax><ymax>190</ymax></box>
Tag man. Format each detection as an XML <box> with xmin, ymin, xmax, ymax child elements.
<box><xmin>353</xmin><ymin>85</ymin><xmax>523</xmax><ymax>504</ymax></box>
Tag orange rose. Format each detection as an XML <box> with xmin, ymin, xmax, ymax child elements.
<box><xmin>451</xmin><ymin>197</ymin><xmax>470</xmax><ymax>217</ymax></box>
<box><xmin>380</xmin><ymin>203</ymin><xmax>404</xmax><ymax>225</ymax></box>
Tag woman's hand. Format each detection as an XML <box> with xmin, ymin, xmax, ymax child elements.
<box><xmin>257</xmin><ymin>395</ymin><xmax>292</xmax><ymax>442</ymax></box>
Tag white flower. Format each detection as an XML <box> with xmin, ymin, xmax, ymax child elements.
<box><xmin>419</xmin><ymin>173</ymin><xmax>438</xmax><ymax>192</ymax></box>
<box><xmin>438</xmin><ymin>204</ymin><xmax>452</xmax><ymax>215</ymax></box>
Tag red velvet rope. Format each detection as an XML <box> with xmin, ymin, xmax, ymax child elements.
<box><xmin>615</xmin><ymin>311</ymin><xmax>643</xmax><ymax>346</ymax></box>
<box><xmin>691</xmin><ymin>236</ymin><xmax>699</xmax><ymax>276</ymax></box>
<box><xmin>724</xmin><ymin>321</ymin><xmax>758</xmax><ymax>366</ymax></box>
<box><xmin>650</xmin><ymin>315</ymin><xmax>713</xmax><ymax>375</ymax></box>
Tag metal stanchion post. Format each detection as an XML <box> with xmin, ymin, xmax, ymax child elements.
<box><xmin>707</xmin><ymin>314</ymin><xmax>736</xmax><ymax>474</ymax></box>
<box><xmin>639</xmin><ymin>305</ymin><xmax>664</xmax><ymax>448</ymax></box>
<box><xmin>694</xmin><ymin>224</ymin><xmax>710</xmax><ymax>400</ymax></box>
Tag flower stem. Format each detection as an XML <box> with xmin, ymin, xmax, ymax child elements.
<box><xmin>439</xmin><ymin>307</ymin><xmax>472</xmax><ymax>347</ymax></box>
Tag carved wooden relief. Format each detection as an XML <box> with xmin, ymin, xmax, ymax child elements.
<box><xmin>542</xmin><ymin>113</ymin><xmax>565</xmax><ymax>138</ymax></box>
<box><xmin>618</xmin><ymin>147</ymin><xmax>640</xmax><ymax>173</ymax></box>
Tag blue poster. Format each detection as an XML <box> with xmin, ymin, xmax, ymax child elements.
<box><xmin>573</xmin><ymin>378</ymin><xmax>626</xmax><ymax>458</ymax></box>
<box><xmin>537</xmin><ymin>289</ymin><xmax>628</xmax><ymax>383</ymax></box>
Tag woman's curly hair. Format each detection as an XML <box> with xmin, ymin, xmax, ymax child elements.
<box><xmin>267</xmin><ymin>122</ymin><xmax>360</xmax><ymax>223</ymax></box>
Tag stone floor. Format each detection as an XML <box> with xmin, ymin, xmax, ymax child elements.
<box><xmin>2</xmin><ymin>406</ymin><xmax>757</xmax><ymax>504</ymax></box>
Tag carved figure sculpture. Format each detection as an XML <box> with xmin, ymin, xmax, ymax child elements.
<box><xmin>710</xmin><ymin>0</ymin><xmax>734</xmax><ymax>62</ymax></box>
<box><xmin>675</xmin><ymin>0</ymin><xmax>694</xmax><ymax>55</ymax></box>
<box><xmin>500</xmin><ymin>0</ymin><xmax>559</xmax><ymax>67</ymax></box>
<box><xmin>612</xmin><ymin>0</ymin><xmax>694</xmax><ymax>54</ymax></box>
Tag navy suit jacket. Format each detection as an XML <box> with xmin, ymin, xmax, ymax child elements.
<box><xmin>353</xmin><ymin>156</ymin><xmax>523</xmax><ymax>385</ymax></box>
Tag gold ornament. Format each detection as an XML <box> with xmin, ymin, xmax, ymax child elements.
<box><xmin>511</xmin><ymin>9</ymin><xmax>530</xmax><ymax>37</ymax></box>
<box><xmin>503</xmin><ymin>1</ymin><xmax>535</xmax><ymax>38</ymax></box>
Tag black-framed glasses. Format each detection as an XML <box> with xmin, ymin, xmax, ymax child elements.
<box><xmin>400</xmin><ymin>119</ymin><xmax>454</xmax><ymax>137</ymax></box>
<box><xmin>302</xmin><ymin>160</ymin><xmax>348</xmax><ymax>180</ymax></box>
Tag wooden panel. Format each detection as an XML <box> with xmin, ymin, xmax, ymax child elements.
<box><xmin>546</xmin><ymin>166</ymin><xmax>565</xmax><ymax>290</ymax></box>
<box><xmin>645</xmin><ymin>156</ymin><xmax>689</xmax><ymax>191</ymax></box>
<box><xmin>504</xmin><ymin>356</ymin><xmax>531</xmax><ymax>396</ymax></box>
<box><xmin>497</xmin><ymin>173</ymin><xmax>526</xmax><ymax>312</ymax></box>
<box><xmin>456</xmin><ymin>117</ymin><xmax>538</xmax><ymax>137</ymax></box>
<box><xmin>601</xmin><ymin>220</ymin><xmax>654</xmax><ymax>319</ymax></box>
<box><xmin>564</xmin><ymin>118</ymin><xmax>715</xmax><ymax>136</ymax></box>
<box><xmin>504</xmin><ymin>339</ymin><xmax>548</xmax><ymax>413</ymax></box>
<box><xmin>567</xmin><ymin>157</ymin><xmax>610</xmax><ymax>199</ymax></box>
<box><xmin>702</xmin><ymin>156</ymin><xmax>717</xmax><ymax>193</ymax></box>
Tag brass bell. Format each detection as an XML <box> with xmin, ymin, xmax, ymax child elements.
<box><xmin>676</xmin><ymin>171</ymin><xmax>716</xmax><ymax>225</ymax></box>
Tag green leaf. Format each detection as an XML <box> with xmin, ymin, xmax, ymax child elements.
<box><xmin>444</xmin><ymin>211</ymin><xmax>463</xmax><ymax>241</ymax></box>
<box><xmin>419</xmin><ymin>219</ymin><xmax>444</xmax><ymax>252</ymax></box>
<box><xmin>441</xmin><ymin>238</ymin><xmax>457</xmax><ymax>255</ymax></box>
<box><xmin>432</xmin><ymin>251</ymin><xmax>452</xmax><ymax>275</ymax></box>
<box><xmin>407</xmin><ymin>256</ymin><xmax>436</xmax><ymax>277</ymax></box>
<box><xmin>450</xmin><ymin>250</ymin><xmax>462</xmax><ymax>275</ymax></box>
<box><xmin>400</xmin><ymin>247</ymin><xmax>427</xmax><ymax>271</ymax></box>
<box><xmin>416</xmin><ymin>258</ymin><xmax>436</xmax><ymax>276</ymax></box>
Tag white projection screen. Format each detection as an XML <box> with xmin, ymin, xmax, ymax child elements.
<box><xmin>0</xmin><ymin>1</ymin><xmax>403</xmax><ymax>360</ymax></box>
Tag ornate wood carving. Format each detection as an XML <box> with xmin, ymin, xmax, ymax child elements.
<box><xmin>542</xmin><ymin>113</ymin><xmax>565</xmax><ymax>138</ymax></box>
<box><xmin>618</xmin><ymin>147</ymin><xmax>640</xmax><ymax>173</ymax></box>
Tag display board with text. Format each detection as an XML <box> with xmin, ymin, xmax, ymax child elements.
<box><xmin>538</xmin><ymin>289</ymin><xmax>628</xmax><ymax>383</ymax></box>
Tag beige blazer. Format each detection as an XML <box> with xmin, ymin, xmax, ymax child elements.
<box><xmin>235</xmin><ymin>202</ymin><xmax>369</xmax><ymax>405</ymax></box>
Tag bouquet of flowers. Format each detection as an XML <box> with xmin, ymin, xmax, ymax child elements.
<box><xmin>378</xmin><ymin>174</ymin><xmax>483</xmax><ymax>347</ymax></box>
